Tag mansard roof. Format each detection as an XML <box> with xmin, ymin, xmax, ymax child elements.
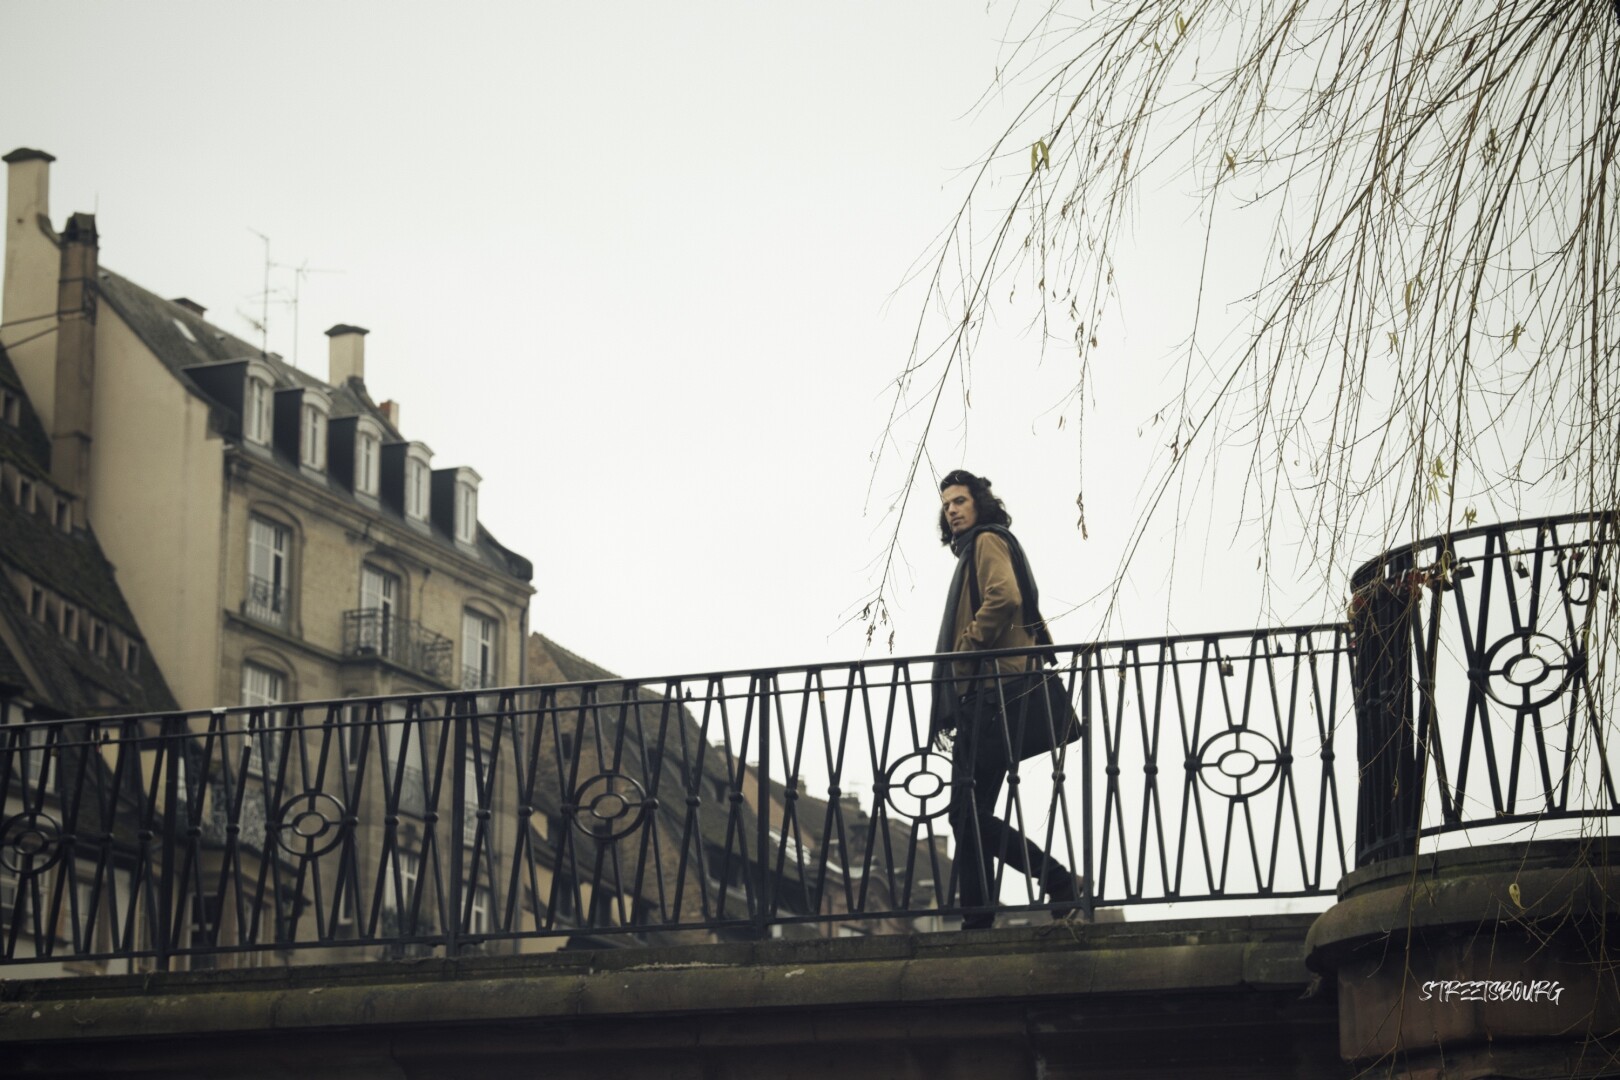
<box><xmin>94</xmin><ymin>268</ymin><xmax>532</xmax><ymax>585</ymax></box>
<box><xmin>0</xmin><ymin>344</ymin><xmax>177</xmax><ymax>717</ymax></box>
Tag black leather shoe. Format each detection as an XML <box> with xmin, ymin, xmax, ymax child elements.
<box><xmin>1042</xmin><ymin>869</ymin><xmax>1087</xmax><ymax>904</ymax></box>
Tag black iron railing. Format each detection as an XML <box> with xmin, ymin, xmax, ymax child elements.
<box><xmin>2</xmin><ymin>513</ymin><xmax>1615</xmax><ymax>973</ymax></box>
<box><xmin>1350</xmin><ymin>511</ymin><xmax>1620</xmax><ymax>863</ymax></box>
<box><xmin>341</xmin><ymin>610</ymin><xmax>454</xmax><ymax>684</ymax></box>
<box><xmin>0</xmin><ymin>626</ymin><xmax>1359</xmax><ymax>971</ymax></box>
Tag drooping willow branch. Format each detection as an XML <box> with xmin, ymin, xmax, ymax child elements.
<box><xmin>864</xmin><ymin>0</ymin><xmax>1619</xmax><ymax>640</ymax></box>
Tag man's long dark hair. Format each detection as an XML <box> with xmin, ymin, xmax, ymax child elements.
<box><xmin>938</xmin><ymin>469</ymin><xmax>1011</xmax><ymax>545</ymax></box>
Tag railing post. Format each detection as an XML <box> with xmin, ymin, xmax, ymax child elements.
<box><xmin>754</xmin><ymin>672</ymin><xmax>771</xmax><ymax>937</ymax></box>
<box><xmin>1079</xmin><ymin>649</ymin><xmax>1094</xmax><ymax>916</ymax></box>
<box><xmin>156</xmin><ymin>715</ymin><xmax>182</xmax><ymax>972</ymax></box>
<box><xmin>1349</xmin><ymin>568</ymin><xmax>1421</xmax><ymax>865</ymax></box>
<box><xmin>447</xmin><ymin>695</ymin><xmax>468</xmax><ymax>958</ymax></box>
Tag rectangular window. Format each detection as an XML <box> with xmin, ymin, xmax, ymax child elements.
<box><xmin>384</xmin><ymin>703</ymin><xmax>428</xmax><ymax>817</ymax></box>
<box><xmin>28</xmin><ymin>586</ymin><xmax>44</xmax><ymax>621</ymax></box>
<box><xmin>455</xmin><ymin>483</ymin><xmax>477</xmax><ymax>544</ymax></box>
<box><xmin>343</xmin><ymin>700</ymin><xmax>368</xmax><ymax>769</ymax></box>
<box><xmin>52</xmin><ymin>497</ymin><xmax>69</xmax><ymax>531</ymax></box>
<box><xmin>405</xmin><ymin>458</ymin><xmax>430</xmax><ymax>521</ymax></box>
<box><xmin>123</xmin><ymin>641</ymin><xmax>141</xmax><ymax>674</ymax></box>
<box><xmin>300</xmin><ymin>404</ymin><xmax>326</xmax><ymax>470</ymax></box>
<box><xmin>241</xmin><ymin>662</ymin><xmax>286</xmax><ymax>778</ymax></box>
<box><xmin>386</xmin><ymin>851</ymin><xmax>422</xmax><ymax>915</ymax></box>
<box><xmin>0</xmin><ymin>867</ymin><xmax>14</xmax><ymax>935</ymax></box>
<box><xmin>17</xmin><ymin>476</ymin><xmax>34</xmax><ymax>512</ymax></box>
<box><xmin>12</xmin><ymin>724</ymin><xmax>51</xmax><ymax>793</ymax></box>
<box><xmin>60</xmin><ymin>604</ymin><xmax>78</xmax><ymax>642</ymax></box>
<box><xmin>356</xmin><ymin>434</ymin><xmax>379</xmax><ymax>496</ymax></box>
<box><xmin>336</xmin><ymin>886</ymin><xmax>355</xmax><ymax>928</ymax></box>
<box><xmin>90</xmin><ymin>620</ymin><xmax>106</xmax><ymax>657</ymax></box>
<box><xmin>462</xmin><ymin>611</ymin><xmax>497</xmax><ymax>690</ymax></box>
<box><xmin>241</xmin><ymin>662</ymin><xmax>284</xmax><ymax>707</ymax></box>
<box><xmin>1</xmin><ymin>390</ymin><xmax>18</xmax><ymax>426</ymax></box>
<box><xmin>247</xmin><ymin>516</ymin><xmax>290</xmax><ymax>626</ymax></box>
<box><xmin>244</xmin><ymin>378</ymin><xmax>273</xmax><ymax>445</ymax></box>
<box><xmin>359</xmin><ymin>565</ymin><xmax>400</xmax><ymax>661</ymax></box>
<box><xmin>462</xmin><ymin>726</ymin><xmax>482</xmax><ymax>845</ymax></box>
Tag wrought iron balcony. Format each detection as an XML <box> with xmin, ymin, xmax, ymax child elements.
<box><xmin>341</xmin><ymin>609</ymin><xmax>453</xmax><ymax>683</ymax></box>
<box><xmin>243</xmin><ymin>574</ymin><xmax>288</xmax><ymax>627</ymax></box>
<box><xmin>1</xmin><ymin>513</ymin><xmax>1614</xmax><ymax>973</ymax></box>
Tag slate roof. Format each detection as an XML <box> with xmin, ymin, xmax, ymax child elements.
<box><xmin>94</xmin><ymin>268</ymin><xmax>532</xmax><ymax>584</ymax></box>
<box><xmin>0</xmin><ymin>345</ymin><xmax>178</xmax><ymax>716</ymax></box>
<box><xmin>525</xmin><ymin>633</ymin><xmax>857</xmax><ymax>865</ymax></box>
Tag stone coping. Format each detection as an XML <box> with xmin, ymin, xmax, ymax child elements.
<box><xmin>1335</xmin><ymin>837</ymin><xmax>1615</xmax><ymax>900</ymax></box>
<box><xmin>0</xmin><ymin>915</ymin><xmax>1320</xmax><ymax>1044</ymax></box>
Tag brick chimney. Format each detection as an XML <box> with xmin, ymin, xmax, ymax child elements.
<box><xmin>379</xmin><ymin>399</ymin><xmax>400</xmax><ymax>429</ymax></box>
<box><xmin>53</xmin><ymin>212</ymin><xmax>99</xmax><ymax>526</ymax></box>
<box><xmin>326</xmin><ymin>324</ymin><xmax>368</xmax><ymax>385</ymax></box>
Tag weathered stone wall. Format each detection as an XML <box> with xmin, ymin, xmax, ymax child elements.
<box><xmin>0</xmin><ymin>915</ymin><xmax>1341</xmax><ymax>1079</ymax></box>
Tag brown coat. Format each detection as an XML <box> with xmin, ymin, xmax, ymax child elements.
<box><xmin>951</xmin><ymin>531</ymin><xmax>1041</xmax><ymax>680</ymax></box>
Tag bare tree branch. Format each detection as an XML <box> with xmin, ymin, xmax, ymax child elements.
<box><xmin>868</xmin><ymin>0</ymin><xmax>1619</xmax><ymax>641</ymax></box>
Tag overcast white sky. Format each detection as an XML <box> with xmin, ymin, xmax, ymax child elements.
<box><xmin>3</xmin><ymin>0</ymin><xmax>1351</xmax><ymax>683</ymax></box>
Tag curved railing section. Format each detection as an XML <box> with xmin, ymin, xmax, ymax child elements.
<box><xmin>1350</xmin><ymin>511</ymin><xmax>1620</xmax><ymax>864</ymax></box>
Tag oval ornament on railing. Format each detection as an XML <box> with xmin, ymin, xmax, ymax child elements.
<box><xmin>270</xmin><ymin>791</ymin><xmax>349</xmax><ymax>857</ymax></box>
<box><xmin>570</xmin><ymin>772</ymin><xmax>651</xmax><ymax>841</ymax></box>
<box><xmin>0</xmin><ymin>810</ymin><xmax>66</xmax><ymax>875</ymax></box>
<box><xmin>1195</xmin><ymin>729</ymin><xmax>1281</xmax><ymax>800</ymax></box>
<box><xmin>881</xmin><ymin>751</ymin><xmax>955</xmax><ymax>821</ymax></box>
<box><xmin>1480</xmin><ymin>631</ymin><xmax>1573</xmax><ymax>709</ymax></box>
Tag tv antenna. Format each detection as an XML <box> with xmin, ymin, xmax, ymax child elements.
<box><xmin>245</xmin><ymin>228</ymin><xmax>272</xmax><ymax>356</ymax></box>
<box><xmin>270</xmin><ymin>258</ymin><xmax>344</xmax><ymax>369</ymax></box>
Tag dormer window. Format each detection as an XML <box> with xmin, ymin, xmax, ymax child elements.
<box><xmin>1</xmin><ymin>390</ymin><xmax>18</xmax><ymax>426</ymax></box>
<box><xmin>454</xmin><ymin>470</ymin><xmax>481</xmax><ymax>545</ymax></box>
<box><xmin>356</xmin><ymin>430</ymin><xmax>380</xmax><ymax>495</ymax></box>
<box><xmin>300</xmin><ymin>399</ymin><xmax>329</xmax><ymax>471</ymax></box>
<box><xmin>244</xmin><ymin>373</ymin><xmax>274</xmax><ymax>445</ymax></box>
<box><xmin>405</xmin><ymin>444</ymin><xmax>432</xmax><ymax>523</ymax></box>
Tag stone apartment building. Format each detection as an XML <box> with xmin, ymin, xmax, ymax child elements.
<box><xmin>0</xmin><ymin>148</ymin><xmax>535</xmax><ymax>969</ymax></box>
<box><xmin>1</xmin><ymin>147</ymin><xmax>534</xmax><ymax>715</ymax></box>
<box><xmin>1</xmin><ymin>149</ymin><xmax>935</xmax><ymax>971</ymax></box>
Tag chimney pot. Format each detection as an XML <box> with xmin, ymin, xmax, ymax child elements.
<box><xmin>325</xmin><ymin>323</ymin><xmax>368</xmax><ymax>385</ymax></box>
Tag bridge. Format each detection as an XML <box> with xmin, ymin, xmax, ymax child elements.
<box><xmin>2</xmin><ymin>514</ymin><xmax>1617</xmax><ymax>1077</ymax></box>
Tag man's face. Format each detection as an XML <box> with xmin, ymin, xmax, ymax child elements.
<box><xmin>941</xmin><ymin>484</ymin><xmax>978</xmax><ymax>536</ymax></box>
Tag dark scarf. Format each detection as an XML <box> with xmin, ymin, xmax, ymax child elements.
<box><xmin>929</xmin><ymin>524</ymin><xmax>1054</xmax><ymax>740</ymax></box>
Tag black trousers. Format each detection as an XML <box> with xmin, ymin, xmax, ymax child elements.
<box><xmin>948</xmin><ymin>698</ymin><xmax>1072</xmax><ymax>928</ymax></box>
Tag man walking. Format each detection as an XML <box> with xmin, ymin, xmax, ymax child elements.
<box><xmin>930</xmin><ymin>469</ymin><xmax>1083</xmax><ymax>929</ymax></box>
